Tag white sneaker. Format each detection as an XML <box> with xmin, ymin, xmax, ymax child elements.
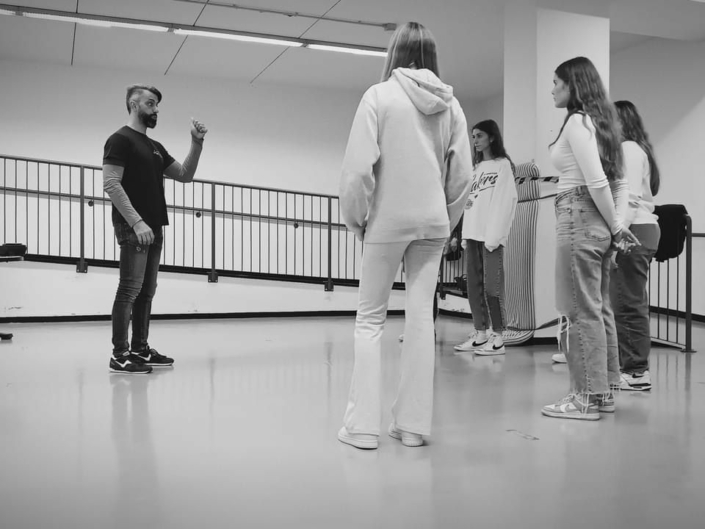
<box><xmin>337</xmin><ymin>427</ymin><xmax>378</xmax><ymax>450</ymax></box>
<box><xmin>454</xmin><ymin>331</ymin><xmax>488</xmax><ymax>352</ymax></box>
<box><xmin>476</xmin><ymin>333</ymin><xmax>506</xmax><ymax>356</ymax></box>
<box><xmin>388</xmin><ymin>424</ymin><xmax>424</xmax><ymax>447</ymax></box>
<box><xmin>552</xmin><ymin>353</ymin><xmax>567</xmax><ymax>364</ymax></box>
<box><xmin>620</xmin><ymin>371</ymin><xmax>652</xmax><ymax>391</ymax></box>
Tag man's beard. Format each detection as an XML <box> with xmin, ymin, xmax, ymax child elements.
<box><xmin>139</xmin><ymin>110</ymin><xmax>158</xmax><ymax>129</ymax></box>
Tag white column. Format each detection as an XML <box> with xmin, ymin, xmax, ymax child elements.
<box><xmin>504</xmin><ymin>2</ymin><xmax>611</xmax><ymax>174</ymax></box>
<box><xmin>502</xmin><ymin>3</ymin><xmax>611</xmax><ymax>336</ymax></box>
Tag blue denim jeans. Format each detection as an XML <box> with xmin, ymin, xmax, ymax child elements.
<box><xmin>111</xmin><ymin>222</ymin><xmax>163</xmax><ymax>355</ymax></box>
<box><xmin>610</xmin><ymin>223</ymin><xmax>660</xmax><ymax>375</ymax></box>
<box><xmin>554</xmin><ymin>186</ymin><xmax>620</xmax><ymax>396</ymax></box>
<box><xmin>464</xmin><ymin>239</ymin><xmax>507</xmax><ymax>333</ymax></box>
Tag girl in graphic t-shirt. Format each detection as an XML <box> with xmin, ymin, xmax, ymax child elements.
<box><xmin>454</xmin><ymin>120</ymin><xmax>517</xmax><ymax>356</ymax></box>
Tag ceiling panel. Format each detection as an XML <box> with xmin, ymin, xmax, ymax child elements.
<box><xmin>72</xmin><ymin>25</ymin><xmax>185</xmax><ymax>73</ymax></box>
<box><xmin>77</xmin><ymin>0</ymin><xmax>202</xmax><ymax>25</ymax></box>
<box><xmin>254</xmin><ymin>46</ymin><xmax>384</xmax><ymax>92</ymax></box>
<box><xmin>2</xmin><ymin>0</ymin><xmax>705</xmax><ymax>105</ymax></box>
<box><xmin>165</xmin><ymin>34</ymin><xmax>285</xmax><ymax>82</ymax></box>
<box><xmin>0</xmin><ymin>16</ymin><xmax>74</xmax><ymax>65</ymax></box>
<box><xmin>300</xmin><ymin>19</ymin><xmax>392</xmax><ymax>48</ymax></box>
<box><xmin>610</xmin><ymin>0</ymin><xmax>705</xmax><ymax>41</ymax></box>
<box><xmin>610</xmin><ymin>31</ymin><xmax>653</xmax><ymax>53</ymax></box>
<box><xmin>1</xmin><ymin>0</ymin><xmax>77</xmax><ymax>9</ymax></box>
<box><xmin>194</xmin><ymin>2</ymin><xmax>322</xmax><ymax>37</ymax></box>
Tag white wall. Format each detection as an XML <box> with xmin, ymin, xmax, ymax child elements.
<box><xmin>0</xmin><ymin>60</ymin><xmax>362</xmax><ymax>196</ymax></box>
<box><xmin>0</xmin><ymin>260</ymin><xmax>404</xmax><ymax>319</ymax></box>
<box><xmin>611</xmin><ymin>37</ymin><xmax>705</xmax><ymax>317</ymax></box>
<box><xmin>475</xmin><ymin>93</ymin><xmax>504</xmax><ymax>133</ymax></box>
<box><xmin>611</xmin><ymin>37</ymin><xmax>705</xmax><ymax>233</ymax></box>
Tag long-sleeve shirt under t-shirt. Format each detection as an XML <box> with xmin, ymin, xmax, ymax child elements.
<box><xmin>339</xmin><ymin>68</ymin><xmax>473</xmax><ymax>243</ymax></box>
<box><xmin>461</xmin><ymin>158</ymin><xmax>517</xmax><ymax>251</ymax></box>
<box><xmin>621</xmin><ymin>140</ymin><xmax>658</xmax><ymax>227</ymax></box>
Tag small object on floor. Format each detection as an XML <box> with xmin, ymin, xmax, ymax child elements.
<box><xmin>552</xmin><ymin>353</ymin><xmax>567</xmax><ymax>364</ymax></box>
<box><xmin>476</xmin><ymin>333</ymin><xmax>505</xmax><ymax>356</ymax></box>
<box><xmin>399</xmin><ymin>334</ymin><xmax>404</xmax><ymax>342</ymax></box>
<box><xmin>337</xmin><ymin>427</ymin><xmax>378</xmax><ymax>450</ymax></box>
<box><xmin>541</xmin><ymin>393</ymin><xmax>600</xmax><ymax>421</ymax></box>
<box><xmin>620</xmin><ymin>371</ymin><xmax>652</xmax><ymax>391</ymax></box>
<box><xmin>388</xmin><ymin>424</ymin><xmax>424</xmax><ymax>447</ymax></box>
<box><xmin>0</xmin><ymin>332</ymin><xmax>13</xmax><ymax>341</ymax></box>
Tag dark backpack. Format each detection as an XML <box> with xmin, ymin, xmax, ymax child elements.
<box><xmin>653</xmin><ymin>204</ymin><xmax>688</xmax><ymax>262</ymax></box>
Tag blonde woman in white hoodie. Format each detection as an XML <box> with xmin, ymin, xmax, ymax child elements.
<box><xmin>337</xmin><ymin>22</ymin><xmax>473</xmax><ymax>450</ymax></box>
<box><xmin>454</xmin><ymin>120</ymin><xmax>517</xmax><ymax>356</ymax></box>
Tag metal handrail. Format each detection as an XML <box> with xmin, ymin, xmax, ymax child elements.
<box><xmin>0</xmin><ymin>153</ymin><xmax>407</xmax><ymax>291</ymax></box>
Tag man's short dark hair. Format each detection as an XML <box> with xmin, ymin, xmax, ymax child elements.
<box><xmin>125</xmin><ymin>84</ymin><xmax>162</xmax><ymax>114</ymax></box>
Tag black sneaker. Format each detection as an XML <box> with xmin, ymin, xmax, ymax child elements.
<box><xmin>110</xmin><ymin>352</ymin><xmax>153</xmax><ymax>374</ymax></box>
<box><xmin>134</xmin><ymin>345</ymin><xmax>174</xmax><ymax>367</ymax></box>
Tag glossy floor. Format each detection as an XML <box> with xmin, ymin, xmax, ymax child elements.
<box><xmin>1</xmin><ymin>316</ymin><xmax>704</xmax><ymax>529</ymax></box>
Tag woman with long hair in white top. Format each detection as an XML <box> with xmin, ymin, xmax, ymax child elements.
<box><xmin>541</xmin><ymin>57</ymin><xmax>638</xmax><ymax>421</ymax></box>
<box><xmin>337</xmin><ymin>22</ymin><xmax>473</xmax><ymax>449</ymax></box>
<box><xmin>610</xmin><ymin>100</ymin><xmax>660</xmax><ymax>392</ymax></box>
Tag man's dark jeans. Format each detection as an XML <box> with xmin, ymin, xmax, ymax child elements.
<box><xmin>111</xmin><ymin>223</ymin><xmax>163</xmax><ymax>355</ymax></box>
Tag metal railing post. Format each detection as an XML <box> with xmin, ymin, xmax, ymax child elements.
<box><xmin>208</xmin><ymin>184</ymin><xmax>218</xmax><ymax>283</ymax></box>
<box><xmin>325</xmin><ymin>197</ymin><xmax>334</xmax><ymax>291</ymax></box>
<box><xmin>682</xmin><ymin>215</ymin><xmax>695</xmax><ymax>352</ymax></box>
<box><xmin>76</xmin><ymin>166</ymin><xmax>88</xmax><ymax>273</ymax></box>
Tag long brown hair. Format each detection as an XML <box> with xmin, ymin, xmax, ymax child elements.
<box><xmin>381</xmin><ymin>22</ymin><xmax>439</xmax><ymax>82</ymax></box>
<box><xmin>550</xmin><ymin>57</ymin><xmax>623</xmax><ymax>180</ymax></box>
<box><xmin>471</xmin><ymin>120</ymin><xmax>515</xmax><ymax>174</ymax></box>
<box><xmin>614</xmin><ymin>100</ymin><xmax>660</xmax><ymax>195</ymax></box>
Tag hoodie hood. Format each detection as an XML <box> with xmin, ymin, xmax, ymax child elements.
<box><xmin>392</xmin><ymin>68</ymin><xmax>454</xmax><ymax>115</ymax></box>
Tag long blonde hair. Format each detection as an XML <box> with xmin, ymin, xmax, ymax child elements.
<box><xmin>381</xmin><ymin>22</ymin><xmax>439</xmax><ymax>82</ymax></box>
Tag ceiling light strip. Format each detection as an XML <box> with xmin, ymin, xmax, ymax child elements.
<box><xmin>174</xmin><ymin>28</ymin><xmax>302</xmax><ymax>47</ymax></box>
<box><xmin>305</xmin><ymin>44</ymin><xmax>387</xmax><ymax>57</ymax></box>
<box><xmin>0</xmin><ymin>3</ymin><xmax>387</xmax><ymax>56</ymax></box>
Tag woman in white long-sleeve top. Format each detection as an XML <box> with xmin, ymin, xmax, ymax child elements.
<box><xmin>337</xmin><ymin>22</ymin><xmax>473</xmax><ymax>449</ymax></box>
<box><xmin>541</xmin><ymin>57</ymin><xmax>638</xmax><ymax>421</ymax></box>
<box><xmin>610</xmin><ymin>100</ymin><xmax>661</xmax><ymax>392</ymax></box>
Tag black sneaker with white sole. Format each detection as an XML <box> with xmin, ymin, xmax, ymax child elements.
<box><xmin>110</xmin><ymin>352</ymin><xmax>153</xmax><ymax>374</ymax></box>
<box><xmin>134</xmin><ymin>345</ymin><xmax>174</xmax><ymax>367</ymax></box>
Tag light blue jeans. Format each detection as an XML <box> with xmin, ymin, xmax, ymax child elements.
<box><xmin>343</xmin><ymin>238</ymin><xmax>446</xmax><ymax>436</ymax></box>
<box><xmin>554</xmin><ymin>186</ymin><xmax>620</xmax><ymax>396</ymax></box>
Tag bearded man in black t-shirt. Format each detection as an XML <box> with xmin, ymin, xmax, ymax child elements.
<box><xmin>103</xmin><ymin>84</ymin><xmax>207</xmax><ymax>374</ymax></box>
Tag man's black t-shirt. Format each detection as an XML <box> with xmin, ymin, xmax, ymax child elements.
<box><xmin>103</xmin><ymin>126</ymin><xmax>175</xmax><ymax>229</ymax></box>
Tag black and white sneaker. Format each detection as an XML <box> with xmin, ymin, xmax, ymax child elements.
<box><xmin>135</xmin><ymin>345</ymin><xmax>174</xmax><ymax>367</ymax></box>
<box><xmin>110</xmin><ymin>351</ymin><xmax>153</xmax><ymax>374</ymax></box>
<box><xmin>476</xmin><ymin>333</ymin><xmax>506</xmax><ymax>356</ymax></box>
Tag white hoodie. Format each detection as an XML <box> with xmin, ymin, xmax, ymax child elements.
<box><xmin>339</xmin><ymin>68</ymin><xmax>473</xmax><ymax>243</ymax></box>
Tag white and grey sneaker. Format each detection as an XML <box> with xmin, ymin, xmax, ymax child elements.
<box><xmin>454</xmin><ymin>331</ymin><xmax>489</xmax><ymax>352</ymax></box>
<box><xmin>476</xmin><ymin>333</ymin><xmax>506</xmax><ymax>356</ymax></box>
<box><xmin>552</xmin><ymin>353</ymin><xmax>567</xmax><ymax>364</ymax></box>
<box><xmin>620</xmin><ymin>371</ymin><xmax>652</xmax><ymax>391</ymax></box>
